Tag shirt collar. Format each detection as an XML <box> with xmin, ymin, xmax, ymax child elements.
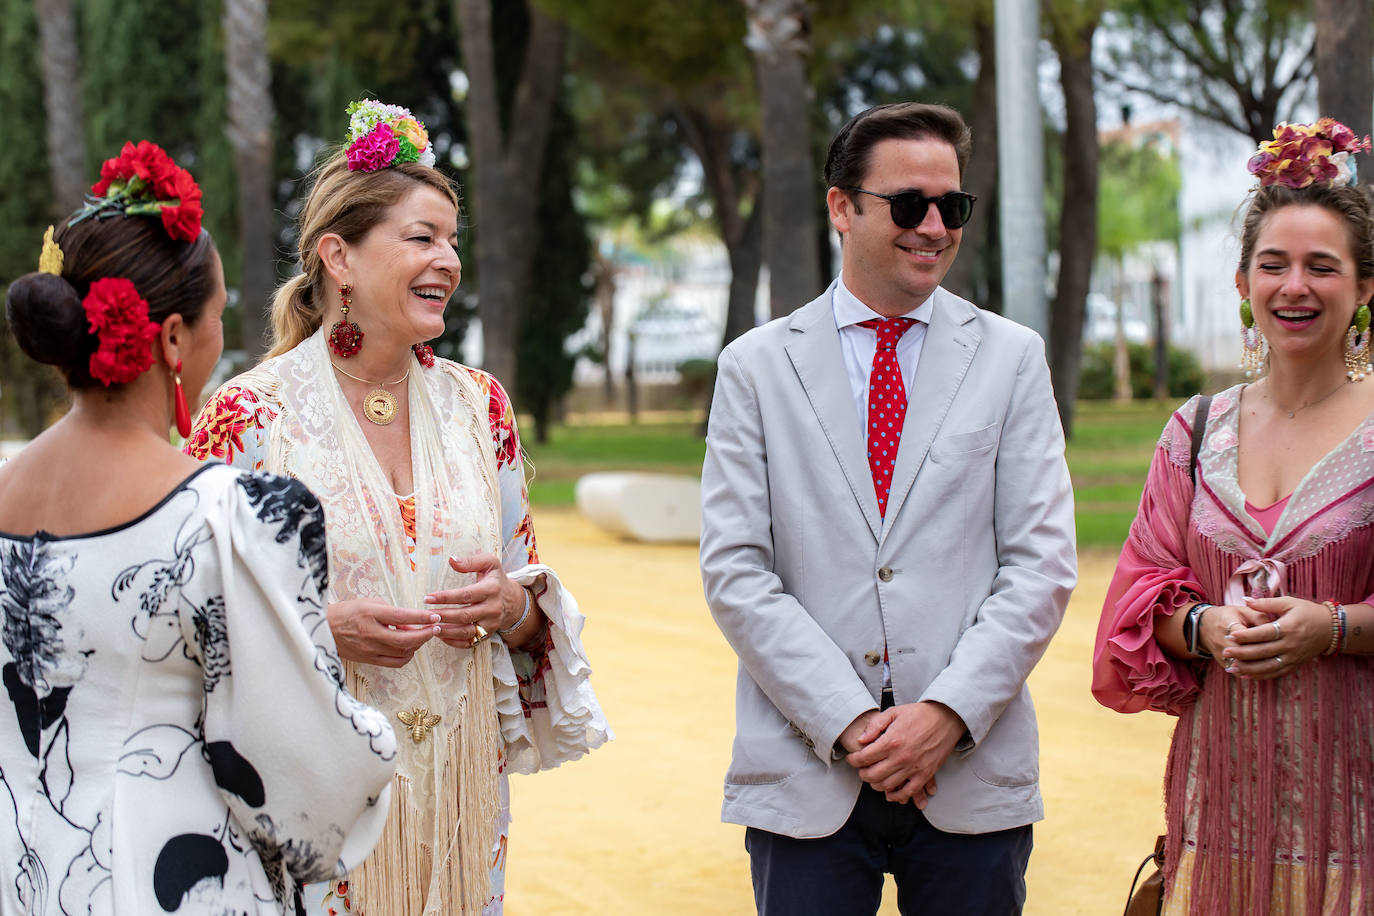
<box><xmin>833</xmin><ymin>273</ymin><xmax>935</xmax><ymax>330</ymax></box>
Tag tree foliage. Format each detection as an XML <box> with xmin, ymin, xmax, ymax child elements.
<box><xmin>0</xmin><ymin>0</ymin><xmax>65</xmax><ymax>434</ymax></box>
<box><xmin>1100</xmin><ymin>0</ymin><xmax>1313</xmax><ymax>142</ymax></box>
<box><xmin>1097</xmin><ymin>136</ymin><xmax>1182</xmax><ymax>258</ymax></box>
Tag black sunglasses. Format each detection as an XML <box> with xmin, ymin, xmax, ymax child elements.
<box><xmin>840</xmin><ymin>187</ymin><xmax>977</xmax><ymax>230</ymax></box>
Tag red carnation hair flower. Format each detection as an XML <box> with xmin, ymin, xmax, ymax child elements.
<box><xmin>82</xmin><ymin>277</ymin><xmax>162</xmax><ymax>386</ymax></box>
<box><xmin>85</xmin><ymin>140</ymin><xmax>204</xmax><ymax>242</ymax></box>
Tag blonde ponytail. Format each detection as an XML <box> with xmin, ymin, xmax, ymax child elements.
<box><xmin>268</xmin><ymin>272</ymin><xmax>322</xmax><ymax>358</ymax></box>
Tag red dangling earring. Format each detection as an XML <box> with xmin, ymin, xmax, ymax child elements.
<box><xmin>173</xmin><ymin>359</ymin><xmax>192</xmax><ymax>438</ymax></box>
<box><xmin>328</xmin><ymin>283</ymin><xmax>364</xmax><ymax>357</ymax></box>
<box><xmin>412</xmin><ymin>343</ymin><xmax>435</xmax><ymax>368</ymax></box>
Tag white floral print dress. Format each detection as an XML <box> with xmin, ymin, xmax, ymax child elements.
<box><xmin>0</xmin><ymin>464</ymin><xmax>398</xmax><ymax>915</ymax></box>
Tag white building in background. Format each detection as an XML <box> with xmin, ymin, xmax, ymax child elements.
<box><xmin>568</xmin><ymin>236</ymin><xmax>768</xmax><ymax>386</ymax></box>
<box><xmin>1175</xmin><ymin>124</ymin><xmax>1259</xmax><ymax>372</ymax></box>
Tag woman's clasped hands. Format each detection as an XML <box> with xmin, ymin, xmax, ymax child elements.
<box><xmin>1199</xmin><ymin>596</ymin><xmax>1333</xmax><ymax>679</ymax></box>
<box><xmin>326</xmin><ymin>553</ymin><xmax>525</xmax><ymax>665</ymax></box>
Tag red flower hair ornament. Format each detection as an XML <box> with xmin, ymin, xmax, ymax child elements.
<box><xmin>83</xmin><ymin>277</ymin><xmax>162</xmax><ymax>386</ymax></box>
<box><xmin>75</xmin><ymin>140</ymin><xmax>203</xmax><ymax>242</ymax></box>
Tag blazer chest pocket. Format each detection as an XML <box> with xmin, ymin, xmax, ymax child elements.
<box><xmin>930</xmin><ymin>423</ymin><xmax>999</xmax><ymax>462</ymax></box>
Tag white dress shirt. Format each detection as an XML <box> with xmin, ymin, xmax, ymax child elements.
<box><xmin>832</xmin><ymin>275</ymin><xmax>936</xmax><ymax>690</ymax></box>
<box><xmin>832</xmin><ymin>274</ymin><xmax>935</xmax><ymax>441</ymax></box>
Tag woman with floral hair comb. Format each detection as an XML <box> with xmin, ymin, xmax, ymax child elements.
<box><xmin>0</xmin><ymin>142</ymin><xmax>398</xmax><ymax>914</ymax></box>
<box><xmin>1094</xmin><ymin>118</ymin><xmax>1374</xmax><ymax>913</ymax></box>
<box><xmin>188</xmin><ymin>100</ymin><xmax>611</xmax><ymax>915</ymax></box>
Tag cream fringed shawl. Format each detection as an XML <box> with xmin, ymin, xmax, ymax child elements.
<box><xmin>238</xmin><ymin>329</ymin><xmax>502</xmax><ymax>916</ymax></box>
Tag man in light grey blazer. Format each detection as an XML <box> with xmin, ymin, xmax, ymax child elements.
<box><xmin>700</xmin><ymin>102</ymin><xmax>1076</xmax><ymax>915</ymax></box>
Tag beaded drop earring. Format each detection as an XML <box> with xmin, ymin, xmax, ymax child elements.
<box><xmin>328</xmin><ymin>283</ymin><xmax>364</xmax><ymax>357</ymax></box>
<box><xmin>1239</xmin><ymin>298</ymin><xmax>1266</xmax><ymax>378</ymax></box>
<box><xmin>1346</xmin><ymin>303</ymin><xmax>1372</xmax><ymax>381</ymax></box>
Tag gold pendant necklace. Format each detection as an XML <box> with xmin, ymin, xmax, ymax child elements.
<box><xmin>331</xmin><ymin>360</ymin><xmax>410</xmax><ymax>426</ymax></box>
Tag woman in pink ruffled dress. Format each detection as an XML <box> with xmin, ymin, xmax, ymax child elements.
<box><xmin>1093</xmin><ymin>119</ymin><xmax>1374</xmax><ymax>914</ymax></box>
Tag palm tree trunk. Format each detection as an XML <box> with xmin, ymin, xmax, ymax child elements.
<box><xmin>456</xmin><ymin>0</ymin><xmax>565</xmax><ymax>396</ymax></box>
<box><xmin>223</xmin><ymin>0</ymin><xmax>275</xmax><ymax>357</ymax></box>
<box><xmin>1315</xmin><ymin>0</ymin><xmax>1373</xmax><ymax>141</ymax></box>
<box><xmin>1047</xmin><ymin>12</ymin><xmax>1100</xmax><ymax>435</ymax></box>
<box><xmin>35</xmin><ymin>0</ymin><xmax>86</xmax><ymax>216</ymax></box>
<box><xmin>746</xmin><ymin>0</ymin><xmax>820</xmax><ymax>319</ymax></box>
<box><xmin>942</xmin><ymin>10</ymin><xmax>998</xmax><ymax>308</ymax></box>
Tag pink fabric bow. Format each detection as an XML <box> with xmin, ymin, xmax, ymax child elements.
<box><xmin>1223</xmin><ymin>556</ymin><xmax>1288</xmax><ymax>606</ymax></box>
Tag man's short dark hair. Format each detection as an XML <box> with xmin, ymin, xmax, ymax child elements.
<box><xmin>824</xmin><ymin>103</ymin><xmax>972</xmax><ymax>193</ymax></box>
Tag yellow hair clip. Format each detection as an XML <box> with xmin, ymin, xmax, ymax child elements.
<box><xmin>38</xmin><ymin>226</ymin><xmax>64</xmax><ymax>276</ymax></box>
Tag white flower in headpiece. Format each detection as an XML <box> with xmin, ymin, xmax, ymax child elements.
<box><xmin>1331</xmin><ymin>151</ymin><xmax>1355</xmax><ymax>187</ymax></box>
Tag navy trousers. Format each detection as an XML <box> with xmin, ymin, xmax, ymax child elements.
<box><xmin>745</xmin><ymin>785</ymin><xmax>1033</xmax><ymax>916</ymax></box>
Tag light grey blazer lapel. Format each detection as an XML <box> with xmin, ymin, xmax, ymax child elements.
<box><xmin>784</xmin><ymin>286</ymin><xmax>883</xmax><ymax>540</ymax></box>
<box><xmin>880</xmin><ymin>289</ymin><xmax>982</xmax><ymax>535</ymax></box>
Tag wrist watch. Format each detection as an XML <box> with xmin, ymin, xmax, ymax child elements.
<box><xmin>1183</xmin><ymin>603</ymin><xmax>1214</xmax><ymax>658</ymax></box>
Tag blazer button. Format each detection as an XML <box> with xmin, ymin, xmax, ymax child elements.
<box><xmin>878</xmin><ymin>566</ymin><xmax>894</xmax><ymax>582</ymax></box>
<box><xmin>863</xmin><ymin>650</ymin><xmax>881</xmax><ymax>666</ymax></box>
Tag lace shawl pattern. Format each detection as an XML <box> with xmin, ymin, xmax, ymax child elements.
<box><xmin>237</xmin><ymin>330</ymin><xmax>502</xmax><ymax>915</ymax></box>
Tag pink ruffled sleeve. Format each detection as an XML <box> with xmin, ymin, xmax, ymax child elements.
<box><xmin>1091</xmin><ymin>404</ymin><xmax>1209</xmax><ymax>715</ymax></box>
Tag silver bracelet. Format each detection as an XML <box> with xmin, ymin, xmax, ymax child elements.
<box><xmin>499</xmin><ymin>586</ymin><xmax>532</xmax><ymax>638</ymax></box>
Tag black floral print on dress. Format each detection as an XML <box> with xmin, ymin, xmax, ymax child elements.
<box><xmin>237</xmin><ymin>475</ymin><xmax>328</xmax><ymax>598</ymax></box>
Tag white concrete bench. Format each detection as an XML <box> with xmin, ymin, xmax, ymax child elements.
<box><xmin>574</xmin><ymin>472</ymin><xmax>701</xmax><ymax>543</ymax></box>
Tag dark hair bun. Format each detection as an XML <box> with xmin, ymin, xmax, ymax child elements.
<box><xmin>6</xmin><ymin>271</ymin><xmax>91</xmax><ymax>372</ymax></box>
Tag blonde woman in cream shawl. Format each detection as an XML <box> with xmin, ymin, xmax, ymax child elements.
<box><xmin>186</xmin><ymin>100</ymin><xmax>612</xmax><ymax>916</ymax></box>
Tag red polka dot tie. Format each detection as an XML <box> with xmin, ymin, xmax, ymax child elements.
<box><xmin>859</xmin><ymin>318</ymin><xmax>916</xmax><ymax>517</ymax></box>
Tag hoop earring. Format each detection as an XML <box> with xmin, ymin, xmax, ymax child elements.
<box><xmin>173</xmin><ymin>359</ymin><xmax>192</xmax><ymax>438</ymax></box>
<box><xmin>328</xmin><ymin>283</ymin><xmax>364</xmax><ymax>357</ymax></box>
<box><xmin>1239</xmin><ymin>298</ymin><xmax>1266</xmax><ymax>378</ymax></box>
<box><xmin>1346</xmin><ymin>303</ymin><xmax>1372</xmax><ymax>381</ymax></box>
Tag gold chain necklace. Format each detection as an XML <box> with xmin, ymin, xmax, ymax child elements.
<box><xmin>330</xmin><ymin>361</ymin><xmax>410</xmax><ymax>425</ymax></box>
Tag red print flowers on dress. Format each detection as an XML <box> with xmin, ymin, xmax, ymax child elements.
<box><xmin>82</xmin><ymin>277</ymin><xmax>161</xmax><ymax>386</ymax></box>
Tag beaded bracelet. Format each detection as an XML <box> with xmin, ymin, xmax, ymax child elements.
<box><xmin>499</xmin><ymin>586</ymin><xmax>532</xmax><ymax>638</ymax></box>
<box><xmin>1322</xmin><ymin>600</ymin><xmax>1346</xmax><ymax>655</ymax></box>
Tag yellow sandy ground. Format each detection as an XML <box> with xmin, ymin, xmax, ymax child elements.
<box><xmin>505</xmin><ymin>511</ymin><xmax>1174</xmax><ymax>915</ymax></box>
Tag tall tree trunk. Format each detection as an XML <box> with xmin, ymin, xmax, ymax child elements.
<box><xmin>593</xmin><ymin>249</ymin><xmax>618</xmax><ymax>408</ymax></box>
<box><xmin>1315</xmin><ymin>0</ymin><xmax>1373</xmax><ymax>142</ymax></box>
<box><xmin>746</xmin><ymin>0</ymin><xmax>820</xmax><ymax>319</ymax></box>
<box><xmin>1048</xmin><ymin>13</ymin><xmax>1100</xmax><ymax>436</ymax></box>
<box><xmin>457</xmin><ymin>0</ymin><xmax>565</xmax><ymax>396</ymax></box>
<box><xmin>35</xmin><ymin>0</ymin><xmax>86</xmax><ymax>216</ymax></box>
<box><xmin>1151</xmin><ymin>266</ymin><xmax>1170</xmax><ymax>400</ymax></box>
<box><xmin>943</xmin><ymin>11</ymin><xmax>998</xmax><ymax>307</ymax></box>
<box><xmin>672</xmin><ymin>103</ymin><xmax>763</xmax><ymax>434</ymax></box>
<box><xmin>223</xmin><ymin>0</ymin><xmax>274</xmax><ymax>357</ymax></box>
<box><xmin>1113</xmin><ymin>260</ymin><xmax>1131</xmax><ymax>401</ymax></box>
<box><xmin>672</xmin><ymin>104</ymin><xmax>762</xmax><ymax>351</ymax></box>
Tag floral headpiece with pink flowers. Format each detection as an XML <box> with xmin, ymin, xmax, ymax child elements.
<box><xmin>344</xmin><ymin>99</ymin><xmax>436</xmax><ymax>172</ymax></box>
<box><xmin>71</xmin><ymin>140</ymin><xmax>204</xmax><ymax>242</ymax></box>
<box><xmin>1247</xmin><ymin>118</ymin><xmax>1372</xmax><ymax>189</ymax></box>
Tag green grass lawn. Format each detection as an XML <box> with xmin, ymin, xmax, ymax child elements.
<box><xmin>1066</xmin><ymin>399</ymin><xmax>1180</xmax><ymax>549</ymax></box>
<box><xmin>522</xmin><ymin>399</ymin><xmax>1183</xmax><ymax>550</ymax></box>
